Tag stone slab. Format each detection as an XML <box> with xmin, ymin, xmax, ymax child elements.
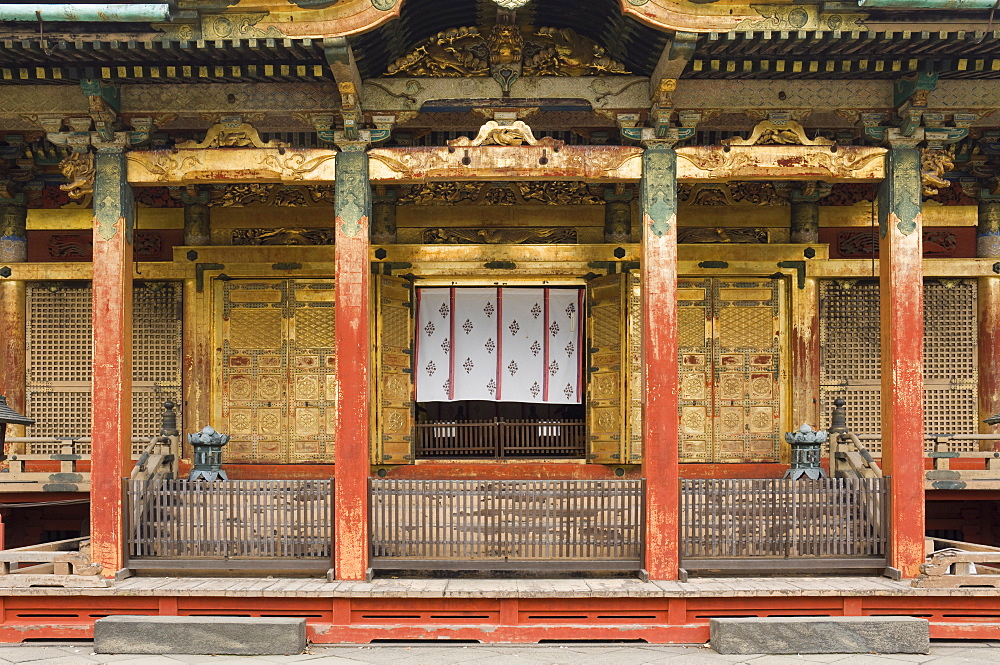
<box><xmin>94</xmin><ymin>615</ymin><xmax>306</xmax><ymax>655</ymax></box>
<box><xmin>709</xmin><ymin>616</ymin><xmax>929</xmax><ymax>654</ymax></box>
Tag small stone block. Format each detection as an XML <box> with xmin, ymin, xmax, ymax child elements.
<box><xmin>94</xmin><ymin>615</ymin><xmax>306</xmax><ymax>655</ymax></box>
<box><xmin>710</xmin><ymin>616</ymin><xmax>929</xmax><ymax>654</ymax></box>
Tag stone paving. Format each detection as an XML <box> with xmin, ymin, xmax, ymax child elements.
<box><xmin>0</xmin><ymin>642</ymin><xmax>996</xmax><ymax>665</ymax></box>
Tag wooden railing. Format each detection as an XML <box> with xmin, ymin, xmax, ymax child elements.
<box><xmin>680</xmin><ymin>477</ymin><xmax>889</xmax><ymax>572</ymax></box>
<box><xmin>830</xmin><ymin>431</ymin><xmax>882</xmax><ymax>480</ymax></box>
<box><xmin>414</xmin><ymin>419</ymin><xmax>586</xmax><ymax>459</ymax></box>
<box><xmin>370</xmin><ymin>479</ymin><xmax>644</xmax><ymax>571</ymax></box>
<box><xmin>126</xmin><ymin>479</ymin><xmax>333</xmax><ymax>571</ymax></box>
<box><xmin>925</xmin><ymin>435</ymin><xmax>1000</xmax><ymax>490</ymax></box>
<box><xmin>2</xmin><ymin>435</ymin><xmax>179</xmax><ymax>492</ymax></box>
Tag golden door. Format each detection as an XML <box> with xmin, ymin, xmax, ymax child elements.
<box><xmin>216</xmin><ymin>279</ymin><xmax>337</xmax><ymax>464</ymax></box>
<box><xmin>677</xmin><ymin>277</ymin><xmax>787</xmax><ymax>463</ymax></box>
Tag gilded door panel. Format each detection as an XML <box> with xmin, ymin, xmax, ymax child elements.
<box><xmin>626</xmin><ymin>272</ymin><xmax>643</xmax><ymax>463</ymax></box>
<box><xmin>678</xmin><ymin>278</ymin><xmax>713</xmax><ymax>462</ymax></box>
<box><xmin>219</xmin><ymin>280</ymin><xmax>289</xmax><ymax>463</ymax></box>
<box><xmin>218</xmin><ymin>279</ymin><xmax>336</xmax><ymax>464</ymax></box>
<box><xmin>587</xmin><ymin>273</ymin><xmax>627</xmax><ymax>463</ymax></box>
<box><xmin>711</xmin><ymin>278</ymin><xmax>783</xmax><ymax>462</ymax></box>
<box><xmin>375</xmin><ymin>275</ymin><xmax>415</xmax><ymax>464</ymax></box>
<box><xmin>288</xmin><ymin>280</ymin><xmax>337</xmax><ymax>463</ymax></box>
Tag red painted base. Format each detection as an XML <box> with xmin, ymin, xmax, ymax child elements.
<box><xmin>0</xmin><ymin>594</ymin><xmax>997</xmax><ymax>643</ymax></box>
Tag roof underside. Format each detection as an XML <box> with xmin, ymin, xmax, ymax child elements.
<box><xmin>0</xmin><ymin>1</ymin><xmax>999</xmax><ymax>82</ymax></box>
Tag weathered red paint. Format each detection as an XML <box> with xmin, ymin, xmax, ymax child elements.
<box><xmin>0</xmin><ymin>282</ymin><xmax>26</xmax><ymax>432</ymax></box>
<box><xmin>90</xmin><ymin>216</ymin><xmax>133</xmax><ymax>577</ymax></box>
<box><xmin>333</xmin><ymin>213</ymin><xmax>370</xmax><ymax>581</ymax></box>
<box><xmin>979</xmin><ymin>278</ymin><xmax>1000</xmax><ymax>440</ymax></box>
<box><xmin>0</xmin><ymin>592</ymin><xmax>999</xmax><ymax>643</ymax></box>
<box><xmin>642</xmin><ymin>208</ymin><xmax>680</xmax><ymax>581</ymax></box>
<box><xmin>880</xmin><ymin>209</ymin><xmax>926</xmax><ymax>578</ymax></box>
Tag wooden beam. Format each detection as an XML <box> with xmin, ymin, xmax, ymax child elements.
<box><xmin>650</xmin><ymin>32</ymin><xmax>698</xmax><ymax>97</ymax></box>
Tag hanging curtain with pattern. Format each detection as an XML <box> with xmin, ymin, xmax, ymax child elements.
<box><xmin>415</xmin><ymin>287</ymin><xmax>583</xmax><ymax>404</ymax></box>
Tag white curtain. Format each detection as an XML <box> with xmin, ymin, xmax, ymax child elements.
<box><xmin>415</xmin><ymin>287</ymin><xmax>583</xmax><ymax>404</ymax></box>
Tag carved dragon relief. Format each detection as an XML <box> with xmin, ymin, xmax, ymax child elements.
<box><xmin>385</xmin><ymin>24</ymin><xmax>628</xmax><ymax>78</ymax></box>
<box><xmin>58</xmin><ymin>152</ymin><xmax>95</xmax><ymax>201</ymax></box>
<box><xmin>921</xmin><ymin>147</ymin><xmax>955</xmax><ymax>196</ymax></box>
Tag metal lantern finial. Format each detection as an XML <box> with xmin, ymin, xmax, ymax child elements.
<box><xmin>187</xmin><ymin>425</ymin><xmax>230</xmax><ymax>482</ymax></box>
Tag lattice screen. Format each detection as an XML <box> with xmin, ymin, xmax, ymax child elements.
<box><xmin>819</xmin><ymin>279</ymin><xmax>978</xmax><ymax>454</ymax></box>
<box><xmin>25</xmin><ymin>282</ymin><xmax>183</xmax><ymax>439</ymax></box>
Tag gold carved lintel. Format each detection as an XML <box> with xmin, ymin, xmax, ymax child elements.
<box><xmin>677</xmin><ymin>227</ymin><xmax>769</xmax><ymax>243</ymax></box>
<box><xmin>676</xmin><ymin>145</ymin><xmax>885</xmax><ymax>182</ymax></box>
<box><xmin>232</xmin><ymin>228</ymin><xmax>336</xmax><ymax>245</ymax></box>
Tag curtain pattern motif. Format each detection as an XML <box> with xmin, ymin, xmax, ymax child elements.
<box><xmin>415</xmin><ymin>287</ymin><xmax>583</xmax><ymax>404</ymax></box>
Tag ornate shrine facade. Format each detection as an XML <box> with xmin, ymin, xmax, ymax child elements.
<box><xmin>0</xmin><ymin>0</ymin><xmax>998</xmax><ymax>644</ymax></box>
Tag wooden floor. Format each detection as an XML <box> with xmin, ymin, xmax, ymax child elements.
<box><xmin>0</xmin><ymin>575</ymin><xmax>991</xmax><ymax>598</ymax></box>
<box><xmin>0</xmin><ymin>576</ymin><xmax>997</xmax><ymax>644</ymax></box>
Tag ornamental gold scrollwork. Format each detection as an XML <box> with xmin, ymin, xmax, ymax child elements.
<box><xmin>385</xmin><ymin>24</ymin><xmax>627</xmax><ymax>78</ymax></box>
<box><xmin>448</xmin><ymin>120</ymin><xmax>560</xmax><ymax>147</ymax></box>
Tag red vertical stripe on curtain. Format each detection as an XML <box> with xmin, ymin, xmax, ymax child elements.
<box><xmin>448</xmin><ymin>287</ymin><xmax>456</xmax><ymax>400</ymax></box>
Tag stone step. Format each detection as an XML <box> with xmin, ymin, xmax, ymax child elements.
<box><xmin>709</xmin><ymin>616</ymin><xmax>929</xmax><ymax>655</ymax></box>
<box><xmin>94</xmin><ymin>615</ymin><xmax>307</xmax><ymax>656</ymax></box>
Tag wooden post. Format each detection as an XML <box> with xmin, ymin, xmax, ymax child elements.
<box><xmin>640</xmin><ymin>143</ymin><xmax>680</xmax><ymax>580</ymax></box>
<box><xmin>333</xmin><ymin>146</ymin><xmax>371</xmax><ymax>580</ymax></box>
<box><xmin>90</xmin><ymin>147</ymin><xmax>134</xmax><ymax>576</ymax></box>
<box><xmin>878</xmin><ymin>144</ymin><xmax>925</xmax><ymax>578</ymax></box>
<box><xmin>977</xmin><ymin>196</ymin><xmax>1000</xmax><ymax>437</ymax></box>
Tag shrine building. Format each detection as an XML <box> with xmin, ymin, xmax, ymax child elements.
<box><xmin>0</xmin><ymin>0</ymin><xmax>998</xmax><ymax>644</ymax></box>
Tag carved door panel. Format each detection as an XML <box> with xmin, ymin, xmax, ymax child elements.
<box><xmin>677</xmin><ymin>277</ymin><xmax>785</xmax><ymax>463</ymax></box>
<box><xmin>711</xmin><ymin>279</ymin><xmax>784</xmax><ymax>463</ymax></box>
<box><xmin>218</xmin><ymin>279</ymin><xmax>336</xmax><ymax>464</ymax></box>
<box><xmin>374</xmin><ymin>275</ymin><xmax>415</xmax><ymax>464</ymax></box>
<box><xmin>587</xmin><ymin>273</ymin><xmax>627</xmax><ymax>464</ymax></box>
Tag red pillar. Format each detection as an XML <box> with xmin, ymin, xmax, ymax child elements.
<box><xmin>90</xmin><ymin>148</ymin><xmax>134</xmax><ymax>576</ymax></box>
<box><xmin>878</xmin><ymin>145</ymin><xmax>925</xmax><ymax>577</ymax></box>
<box><xmin>977</xmin><ymin>198</ymin><xmax>1000</xmax><ymax>437</ymax></box>
<box><xmin>333</xmin><ymin>147</ymin><xmax>371</xmax><ymax>580</ymax></box>
<box><xmin>641</xmin><ymin>144</ymin><xmax>680</xmax><ymax>580</ymax></box>
<box><xmin>0</xmin><ymin>199</ymin><xmax>28</xmax><ymax>440</ymax></box>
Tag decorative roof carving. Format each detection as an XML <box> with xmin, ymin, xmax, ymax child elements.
<box><xmin>423</xmin><ymin>227</ymin><xmax>577</xmax><ymax>244</ymax></box>
<box><xmin>722</xmin><ymin>119</ymin><xmax>835</xmax><ymax>147</ymax></box>
<box><xmin>677</xmin><ymin>227</ymin><xmax>769</xmax><ymax>243</ymax></box>
<box><xmin>448</xmin><ymin>120</ymin><xmax>561</xmax><ymax>147</ymax></box>
<box><xmin>232</xmin><ymin>228</ymin><xmax>336</xmax><ymax>245</ymax></box>
<box><xmin>175</xmin><ymin>117</ymin><xmax>288</xmax><ymax>150</ymax></box>
<box><xmin>385</xmin><ymin>24</ymin><xmax>628</xmax><ymax>78</ymax></box>
<box><xmin>209</xmin><ymin>183</ymin><xmax>336</xmax><ymax>207</ymax></box>
<box><xmin>397</xmin><ymin>181</ymin><xmax>601</xmax><ymax>206</ymax></box>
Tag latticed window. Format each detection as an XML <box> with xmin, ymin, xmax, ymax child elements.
<box><xmin>819</xmin><ymin>279</ymin><xmax>978</xmax><ymax>453</ymax></box>
<box><xmin>25</xmin><ymin>281</ymin><xmax>183</xmax><ymax>439</ymax></box>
